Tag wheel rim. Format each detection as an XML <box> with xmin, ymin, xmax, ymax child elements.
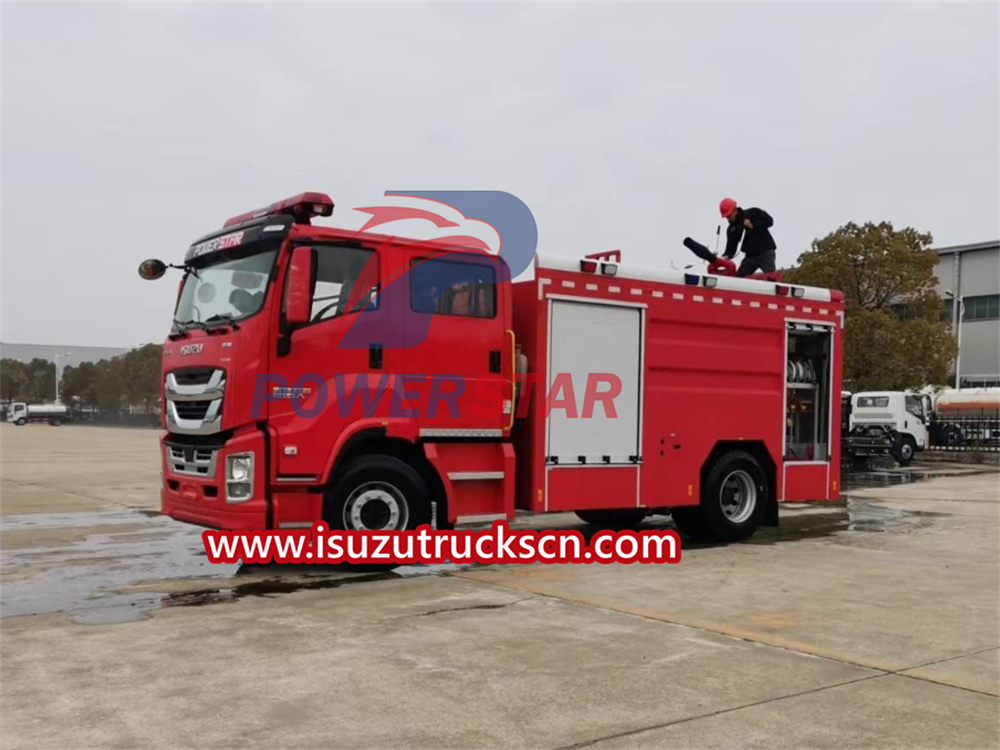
<box><xmin>719</xmin><ymin>470</ymin><xmax>757</xmax><ymax>524</ymax></box>
<box><xmin>343</xmin><ymin>481</ymin><xmax>408</xmax><ymax>531</ymax></box>
<box><xmin>902</xmin><ymin>444</ymin><xmax>912</xmax><ymax>459</ymax></box>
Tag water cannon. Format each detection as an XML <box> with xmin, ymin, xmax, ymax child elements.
<box><xmin>682</xmin><ymin>236</ymin><xmax>781</xmax><ymax>281</ymax></box>
<box><xmin>223</xmin><ymin>192</ymin><xmax>335</xmax><ymax>228</ymax></box>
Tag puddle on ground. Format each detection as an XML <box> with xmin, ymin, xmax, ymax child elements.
<box><xmin>0</xmin><ymin>508</ymin><xmax>469</xmax><ymax>625</ymax></box>
<box><xmin>746</xmin><ymin>495</ymin><xmax>952</xmax><ymax>545</ymax></box>
<box><xmin>0</xmin><ymin>464</ymin><xmax>984</xmax><ymax>625</ymax></box>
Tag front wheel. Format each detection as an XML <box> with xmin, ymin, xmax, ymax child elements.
<box><xmin>894</xmin><ymin>436</ymin><xmax>916</xmax><ymax>467</ymax></box>
<box><xmin>15</xmin><ymin>417</ymin><xmax>26</xmax><ymax>426</ymax></box>
<box><xmin>323</xmin><ymin>455</ymin><xmax>433</xmax><ymax>570</ymax></box>
<box><xmin>326</xmin><ymin>455</ymin><xmax>433</xmax><ymax>534</ymax></box>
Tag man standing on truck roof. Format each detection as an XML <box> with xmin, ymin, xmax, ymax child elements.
<box><xmin>719</xmin><ymin>197</ymin><xmax>777</xmax><ymax>277</ymax></box>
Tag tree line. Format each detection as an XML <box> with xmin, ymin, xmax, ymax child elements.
<box><xmin>1</xmin><ymin>343</ymin><xmax>162</xmax><ymax>413</ymax></box>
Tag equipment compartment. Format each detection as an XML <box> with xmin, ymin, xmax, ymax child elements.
<box><xmin>785</xmin><ymin>323</ymin><xmax>834</xmax><ymax>461</ymax></box>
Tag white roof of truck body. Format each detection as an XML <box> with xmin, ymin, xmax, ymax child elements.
<box><xmin>534</xmin><ymin>253</ymin><xmax>837</xmax><ymax>303</ymax></box>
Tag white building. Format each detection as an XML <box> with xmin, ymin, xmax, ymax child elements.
<box><xmin>934</xmin><ymin>240</ymin><xmax>1000</xmax><ymax>387</ymax></box>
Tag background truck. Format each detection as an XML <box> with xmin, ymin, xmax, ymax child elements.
<box><xmin>840</xmin><ymin>391</ymin><xmax>897</xmax><ymax>468</ymax></box>
<box><xmin>137</xmin><ymin>191</ymin><xmax>846</xmax><ymax>547</ymax></box>
<box><xmin>7</xmin><ymin>402</ymin><xmax>71</xmax><ymax>426</ymax></box>
<box><xmin>848</xmin><ymin>386</ymin><xmax>1000</xmax><ymax>463</ymax></box>
<box><xmin>928</xmin><ymin>387</ymin><xmax>1000</xmax><ymax>448</ymax></box>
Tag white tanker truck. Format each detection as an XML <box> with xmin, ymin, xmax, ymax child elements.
<box><xmin>848</xmin><ymin>386</ymin><xmax>999</xmax><ymax>464</ymax></box>
<box><xmin>6</xmin><ymin>402</ymin><xmax>71</xmax><ymax>426</ymax></box>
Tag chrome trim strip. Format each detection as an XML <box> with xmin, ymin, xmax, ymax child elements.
<box><xmin>276</xmin><ymin>475</ymin><xmax>318</xmax><ymax>483</ymax></box>
<box><xmin>448</xmin><ymin>471</ymin><xmax>505</xmax><ymax>481</ymax></box>
<box><xmin>420</xmin><ymin>428</ymin><xmax>504</xmax><ymax>438</ymax></box>
<box><xmin>456</xmin><ymin>514</ymin><xmax>510</xmax><ymax>524</ymax></box>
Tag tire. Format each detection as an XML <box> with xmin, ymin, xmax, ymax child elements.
<box><xmin>325</xmin><ymin>454</ymin><xmax>433</xmax><ymax>533</ymax></box>
<box><xmin>942</xmin><ymin>425</ymin><xmax>964</xmax><ymax>447</ymax></box>
<box><xmin>674</xmin><ymin>451</ymin><xmax>768</xmax><ymax>543</ymax></box>
<box><xmin>15</xmin><ymin>418</ymin><xmax>26</xmax><ymax>426</ymax></box>
<box><xmin>575</xmin><ymin>509</ymin><xmax>650</xmax><ymax>530</ymax></box>
<box><xmin>50</xmin><ymin>418</ymin><xmax>62</xmax><ymax>426</ymax></box>
<box><xmin>894</xmin><ymin>436</ymin><xmax>916</xmax><ymax>467</ymax></box>
<box><xmin>669</xmin><ymin>506</ymin><xmax>707</xmax><ymax>540</ymax></box>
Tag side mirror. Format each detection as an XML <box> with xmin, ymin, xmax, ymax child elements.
<box><xmin>138</xmin><ymin>259</ymin><xmax>167</xmax><ymax>280</ymax></box>
<box><xmin>285</xmin><ymin>246</ymin><xmax>314</xmax><ymax>326</ymax></box>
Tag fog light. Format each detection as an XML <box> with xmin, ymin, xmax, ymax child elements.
<box><xmin>227</xmin><ymin>481</ymin><xmax>252</xmax><ymax>502</ymax></box>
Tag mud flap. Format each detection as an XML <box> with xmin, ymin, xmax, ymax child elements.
<box><xmin>762</xmin><ymin>492</ymin><xmax>779</xmax><ymax>527</ymax></box>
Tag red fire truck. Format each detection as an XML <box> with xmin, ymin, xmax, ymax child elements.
<box><xmin>138</xmin><ymin>192</ymin><xmax>845</xmax><ymax>544</ymax></box>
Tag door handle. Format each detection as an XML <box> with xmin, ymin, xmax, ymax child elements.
<box><xmin>489</xmin><ymin>350</ymin><xmax>501</xmax><ymax>374</ymax></box>
<box><xmin>370</xmin><ymin>344</ymin><xmax>383</xmax><ymax>370</ymax></box>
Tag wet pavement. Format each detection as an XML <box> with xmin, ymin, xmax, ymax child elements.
<box><xmin>0</xmin><ymin>460</ymin><xmax>989</xmax><ymax>626</ymax></box>
<box><xmin>2</xmin><ymin>425</ymin><xmax>997</xmax><ymax>750</ymax></box>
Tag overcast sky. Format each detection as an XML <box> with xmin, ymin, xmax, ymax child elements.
<box><xmin>2</xmin><ymin>2</ymin><xmax>997</xmax><ymax>348</ymax></box>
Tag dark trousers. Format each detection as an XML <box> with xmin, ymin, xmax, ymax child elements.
<box><xmin>736</xmin><ymin>250</ymin><xmax>777</xmax><ymax>277</ymax></box>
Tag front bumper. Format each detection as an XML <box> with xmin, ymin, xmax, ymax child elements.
<box><xmin>160</xmin><ymin>427</ymin><xmax>268</xmax><ymax>529</ymax></box>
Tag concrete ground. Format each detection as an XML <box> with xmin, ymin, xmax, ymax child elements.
<box><xmin>1</xmin><ymin>423</ymin><xmax>998</xmax><ymax>750</ymax></box>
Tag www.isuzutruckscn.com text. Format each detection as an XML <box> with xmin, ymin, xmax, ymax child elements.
<box><xmin>202</xmin><ymin>521</ymin><xmax>682</xmax><ymax>565</ymax></box>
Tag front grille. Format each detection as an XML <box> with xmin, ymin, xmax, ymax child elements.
<box><xmin>171</xmin><ymin>367</ymin><xmax>216</xmax><ymax>387</ymax></box>
<box><xmin>165</xmin><ymin>367</ymin><xmax>225</xmax><ymax>435</ymax></box>
<box><xmin>173</xmin><ymin>400</ymin><xmax>213</xmax><ymax>421</ymax></box>
<box><xmin>166</xmin><ymin>445</ymin><xmax>219</xmax><ymax>478</ymax></box>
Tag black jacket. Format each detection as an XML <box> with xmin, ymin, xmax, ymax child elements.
<box><xmin>723</xmin><ymin>207</ymin><xmax>776</xmax><ymax>258</ymax></box>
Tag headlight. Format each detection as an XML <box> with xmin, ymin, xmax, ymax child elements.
<box><xmin>226</xmin><ymin>453</ymin><xmax>254</xmax><ymax>503</ymax></box>
<box><xmin>228</xmin><ymin>454</ymin><xmax>252</xmax><ymax>482</ymax></box>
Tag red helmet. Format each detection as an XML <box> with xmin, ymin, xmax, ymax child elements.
<box><xmin>719</xmin><ymin>197</ymin><xmax>738</xmax><ymax>218</ymax></box>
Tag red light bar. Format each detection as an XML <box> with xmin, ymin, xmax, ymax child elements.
<box><xmin>775</xmin><ymin>284</ymin><xmax>791</xmax><ymax>296</ymax></box>
<box><xmin>580</xmin><ymin>260</ymin><xmax>598</xmax><ymax>273</ymax></box>
<box><xmin>223</xmin><ymin>192</ymin><xmax>335</xmax><ymax>228</ymax></box>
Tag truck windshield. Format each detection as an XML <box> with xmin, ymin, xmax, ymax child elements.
<box><xmin>174</xmin><ymin>250</ymin><xmax>277</xmax><ymax>329</ymax></box>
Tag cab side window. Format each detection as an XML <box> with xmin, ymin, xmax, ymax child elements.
<box><xmin>309</xmin><ymin>246</ymin><xmax>379</xmax><ymax>323</ymax></box>
<box><xmin>409</xmin><ymin>256</ymin><xmax>496</xmax><ymax>318</ymax></box>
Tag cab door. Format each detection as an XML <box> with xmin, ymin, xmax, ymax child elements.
<box><xmin>905</xmin><ymin>394</ymin><xmax>929</xmax><ymax>449</ymax></box>
<box><xmin>269</xmin><ymin>241</ymin><xmax>389</xmax><ymax>478</ymax></box>
<box><xmin>402</xmin><ymin>253</ymin><xmax>511</xmax><ymax>434</ymax></box>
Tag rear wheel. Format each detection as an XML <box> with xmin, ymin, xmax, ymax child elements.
<box><xmin>575</xmin><ymin>509</ymin><xmax>650</xmax><ymax>530</ymax></box>
<box><xmin>671</xmin><ymin>451</ymin><xmax>768</xmax><ymax>543</ymax></box>
<box><xmin>50</xmin><ymin>418</ymin><xmax>62</xmax><ymax>426</ymax></box>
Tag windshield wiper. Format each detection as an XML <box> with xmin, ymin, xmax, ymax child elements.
<box><xmin>168</xmin><ymin>319</ymin><xmax>207</xmax><ymax>339</ymax></box>
<box><xmin>204</xmin><ymin>313</ymin><xmax>240</xmax><ymax>331</ymax></box>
